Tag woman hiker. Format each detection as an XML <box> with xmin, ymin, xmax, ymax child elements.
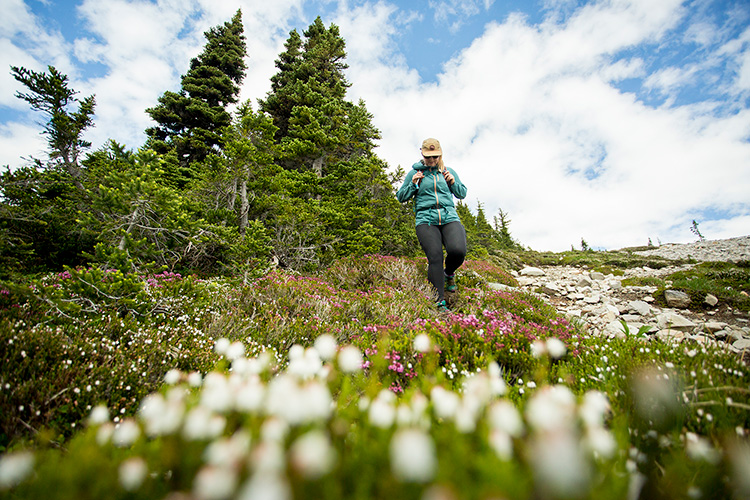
<box><xmin>396</xmin><ymin>138</ymin><xmax>468</xmax><ymax>312</ymax></box>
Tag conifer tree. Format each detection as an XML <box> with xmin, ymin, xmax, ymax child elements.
<box><xmin>255</xmin><ymin>17</ymin><xmax>417</xmax><ymax>264</ymax></box>
<box><xmin>10</xmin><ymin>65</ymin><xmax>96</xmax><ymax>190</ymax></box>
<box><xmin>259</xmin><ymin>17</ymin><xmax>375</xmax><ymax>174</ymax></box>
<box><xmin>1</xmin><ymin>66</ymin><xmax>97</xmax><ymax>273</ymax></box>
<box><xmin>145</xmin><ymin>10</ymin><xmax>247</xmax><ymax>182</ymax></box>
<box><xmin>260</xmin><ymin>29</ymin><xmax>303</xmax><ymax>141</ymax></box>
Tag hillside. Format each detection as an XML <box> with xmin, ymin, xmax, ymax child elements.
<box><xmin>1</xmin><ymin>250</ymin><xmax>749</xmax><ymax>499</ymax></box>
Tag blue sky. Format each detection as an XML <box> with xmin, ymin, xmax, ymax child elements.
<box><xmin>2</xmin><ymin>0</ymin><xmax>750</xmax><ymax>251</ymax></box>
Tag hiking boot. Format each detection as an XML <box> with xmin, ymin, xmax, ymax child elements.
<box><xmin>444</xmin><ymin>273</ymin><xmax>457</xmax><ymax>293</ymax></box>
<box><xmin>436</xmin><ymin>300</ymin><xmax>450</xmax><ymax>312</ymax></box>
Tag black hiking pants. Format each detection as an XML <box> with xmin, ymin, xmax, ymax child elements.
<box><xmin>416</xmin><ymin>221</ymin><xmax>467</xmax><ymax>302</ymax></box>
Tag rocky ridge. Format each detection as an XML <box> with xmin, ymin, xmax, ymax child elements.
<box><xmin>507</xmin><ymin>236</ymin><xmax>750</xmax><ymax>356</ymax></box>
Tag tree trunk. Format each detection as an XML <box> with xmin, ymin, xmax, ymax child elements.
<box><xmin>239</xmin><ymin>178</ymin><xmax>248</xmax><ymax>234</ymax></box>
<box><xmin>118</xmin><ymin>205</ymin><xmax>142</xmax><ymax>250</ymax></box>
<box><xmin>228</xmin><ymin>178</ymin><xmax>238</xmax><ymax>211</ymax></box>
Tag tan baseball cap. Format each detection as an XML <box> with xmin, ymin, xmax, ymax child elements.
<box><xmin>421</xmin><ymin>138</ymin><xmax>442</xmax><ymax>157</ymax></box>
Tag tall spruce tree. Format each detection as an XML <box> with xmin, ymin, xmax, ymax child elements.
<box><xmin>145</xmin><ymin>10</ymin><xmax>247</xmax><ymax>183</ymax></box>
<box><xmin>259</xmin><ymin>17</ymin><xmax>374</xmax><ymax>174</ymax></box>
<box><xmin>254</xmin><ymin>17</ymin><xmax>419</xmax><ymax>264</ymax></box>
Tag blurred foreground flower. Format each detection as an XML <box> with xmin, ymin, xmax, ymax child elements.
<box><xmin>530</xmin><ymin>430</ymin><xmax>591</xmax><ymax>498</ymax></box>
<box><xmin>525</xmin><ymin>385</ymin><xmax>576</xmax><ymax>432</ymax></box>
<box><xmin>238</xmin><ymin>473</ymin><xmax>291</xmax><ymax>500</ymax></box>
<box><xmin>88</xmin><ymin>404</ymin><xmax>110</xmax><ymax>425</ymax></box>
<box><xmin>314</xmin><ymin>334</ymin><xmax>337</xmax><ymax>361</ymax></box>
<box><xmin>390</xmin><ymin>428</ymin><xmax>436</xmax><ymax>482</ymax></box>
<box><xmin>338</xmin><ymin>345</ymin><xmax>363</xmax><ymax>373</ymax></box>
<box><xmin>290</xmin><ymin>430</ymin><xmax>336</xmax><ymax>478</ymax></box>
<box><xmin>119</xmin><ymin>457</ymin><xmax>147</xmax><ymax>491</ymax></box>
<box><xmin>0</xmin><ymin>451</ymin><xmax>34</xmax><ymax>489</ymax></box>
<box><xmin>413</xmin><ymin>333</ymin><xmax>431</xmax><ymax>353</ymax></box>
<box><xmin>194</xmin><ymin>464</ymin><xmax>238</xmax><ymax>500</ymax></box>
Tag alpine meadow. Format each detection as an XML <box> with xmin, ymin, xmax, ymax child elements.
<box><xmin>1</xmin><ymin>12</ymin><xmax>750</xmax><ymax>500</ymax></box>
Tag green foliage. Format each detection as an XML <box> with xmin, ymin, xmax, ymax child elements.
<box><xmin>145</xmin><ymin>10</ymin><xmax>247</xmax><ymax>178</ymax></box>
<box><xmin>457</xmin><ymin>201</ymin><xmax>523</xmax><ymax>264</ymax></box>
<box><xmin>0</xmin><ymin>166</ymin><xmax>94</xmax><ymax>275</ymax></box>
<box><xmin>657</xmin><ymin>261</ymin><xmax>750</xmax><ymax>313</ymax></box>
<box><xmin>10</xmin><ymin>65</ymin><xmax>95</xmax><ymax>184</ymax></box>
<box><xmin>0</xmin><ymin>269</ymin><xmax>219</xmax><ymax>448</ymax></box>
<box><xmin>1</xmin><ymin>255</ymin><xmax>749</xmax><ymax>500</ymax></box>
<box><xmin>80</xmin><ymin>149</ymin><xmax>213</xmax><ymax>272</ymax></box>
<box><xmin>691</xmin><ymin>220</ymin><xmax>706</xmax><ymax>241</ymax></box>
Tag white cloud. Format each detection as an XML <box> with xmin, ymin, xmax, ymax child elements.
<box><xmin>0</xmin><ymin>121</ymin><xmax>46</xmax><ymax>169</ymax></box>
<box><xmin>1</xmin><ymin>0</ymin><xmax>749</xmax><ymax>251</ymax></box>
<box><xmin>427</xmin><ymin>0</ymin><xmax>495</xmax><ymax>33</ymax></box>
<box><xmin>42</xmin><ymin>0</ymin><xmax>304</xmax><ymax>152</ymax></box>
<box><xmin>339</xmin><ymin>0</ymin><xmax>750</xmax><ymax>250</ymax></box>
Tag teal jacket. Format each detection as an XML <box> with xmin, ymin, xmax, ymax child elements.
<box><xmin>396</xmin><ymin>161</ymin><xmax>467</xmax><ymax>226</ymax></box>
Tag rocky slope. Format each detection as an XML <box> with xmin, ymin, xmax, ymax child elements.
<box><xmin>508</xmin><ymin>236</ymin><xmax>750</xmax><ymax>356</ymax></box>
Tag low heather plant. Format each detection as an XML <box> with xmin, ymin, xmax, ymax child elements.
<box><xmin>0</xmin><ymin>254</ymin><xmax>748</xmax><ymax>499</ymax></box>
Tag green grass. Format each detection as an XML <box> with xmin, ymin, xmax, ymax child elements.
<box><xmin>0</xmin><ymin>254</ymin><xmax>748</xmax><ymax>499</ymax></box>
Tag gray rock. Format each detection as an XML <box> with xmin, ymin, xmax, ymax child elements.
<box><xmin>728</xmin><ymin>329</ymin><xmax>745</xmax><ymax>342</ymax></box>
<box><xmin>521</xmin><ymin>266</ymin><xmax>545</xmax><ymax>276</ymax></box>
<box><xmin>656</xmin><ymin>312</ymin><xmax>696</xmax><ymax>331</ymax></box>
<box><xmin>604</xmin><ymin>320</ymin><xmax>626</xmax><ymax>338</ymax></box>
<box><xmin>488</xmin><ymin>282</ymin><xmax>513</xmax><ymax>292</ymax></box>
<box><xmin>714</xmin><ymin>329</ymin><xmax>730</xmax><ymax>339</ymax></box>
<box><xmin>702</xmin><ymin>321</ymin><xmax>728</xmax><ymax>333</ymax></box>
<box><xmin>656</xmin><ymin>329</ymin><xmax>687</xmax><ymax>342</ymax></box>
<box><xmin>628</xmin><ymin>300</ymin><xmax>651</xmax><ymax>316</ymax></box>
<box><xmin>732</xmin><ymin>338</ymin><xmax>750</xmax><ymax>350</ymax></box>
<box><xmin>577</xmin><ymin>276</ymin><xmax>593</xmax><ymax>287</ymax></box>
<box><xmin>584</xmin><ymin>294</ymin><xmax>601</xmax><ymax>304</ymax></box>
<box><xmin>664</xmin><ymin>290</ymin><xmax>691</xmax><ymax>308</ymax></box>
<box><xmin>589</xmin><ymin>271</ymin><xmax>605</xmax><ymax>281</ymax></box>
<box><xmin>704</xmin><ymin>294</ymin><xmax>719</xmax><ymax>307</ymax></box>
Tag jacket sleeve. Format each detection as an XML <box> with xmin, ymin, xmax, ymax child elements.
<box><xmin>448</xmin><ymin>168</ymin><xmax>467</xmax><ymax>199</ymax></box>
<box><xmin>396</xmin><ymin>170</ymin><xmax>418</xmax><ymax>203</ymax></box>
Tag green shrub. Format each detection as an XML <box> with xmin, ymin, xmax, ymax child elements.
<box><xmin>1</xmin><ymin>254</ymin><xmax>749</xmax><ymax>500</ymax></box>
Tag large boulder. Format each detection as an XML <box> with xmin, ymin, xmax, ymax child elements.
<box><xmin>520</xmin><ymin>266</ymin><xmax>545</xmax><ymax>276</ymax></box>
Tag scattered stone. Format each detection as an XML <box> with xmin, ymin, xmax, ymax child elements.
<box><xmin>664</xmin><ymin>290</ymin><xmax>691</xmax><ymax>308</ymax></box>
<box><xmin>521</xmin><ymin>266</ymin><xmax>545</xmax><ymax>276</ymax></box>
<box><xmin>589</xmin><ymin>271</ymin><xmax>605</xmax><ymax>281</ymax></box>
<box><xmin>656</xmin><ymin>329</ymin><xmax>687</xmax><ymax>343</ymax></box>
<box><xmin>628</xmin><ymin>300</ymin><xmax>651</xmax><ymax>316</ymax></box>
<box><xmin>584</xmin><ymin>294</ymin><xmax>601</xmax><ymax>304</ymax></box>
<box><xmin>703</xmin><ymin>322</ymin><xmax>728</xmax><ymax>333</ymax></box>
<box><xmin>488</xmin><ymin>282</ymin><xmax>513</xmax><ymax>292</ymax></box>
<box><xmin>704</xmin><ymin>294</ymin><xmax>719</xmax><ymax>307</ymax></box>
<box><xmin>634</xmin><ymin>236</ymin><xmax>750</xmax><ymax>262</ymax></box>
<box><xmin>656</xmin><ymin>312</ymin><xmax>695</xmax><ymax>331</ymax></box>
<box><xmin>511</xmin><ymin>237</ymin><xmax>749</xmax><ymax>358</ymax></box>
<box><xmin>577</xmin><ymin>276</ymin><xmax>593</xmax><ymax>287</ymax></box>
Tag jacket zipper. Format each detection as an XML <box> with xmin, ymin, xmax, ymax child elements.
<box><xmin>433</xmin><ymin>169</ymin><xmax>441</xmax><ymax>224</ymax></box>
